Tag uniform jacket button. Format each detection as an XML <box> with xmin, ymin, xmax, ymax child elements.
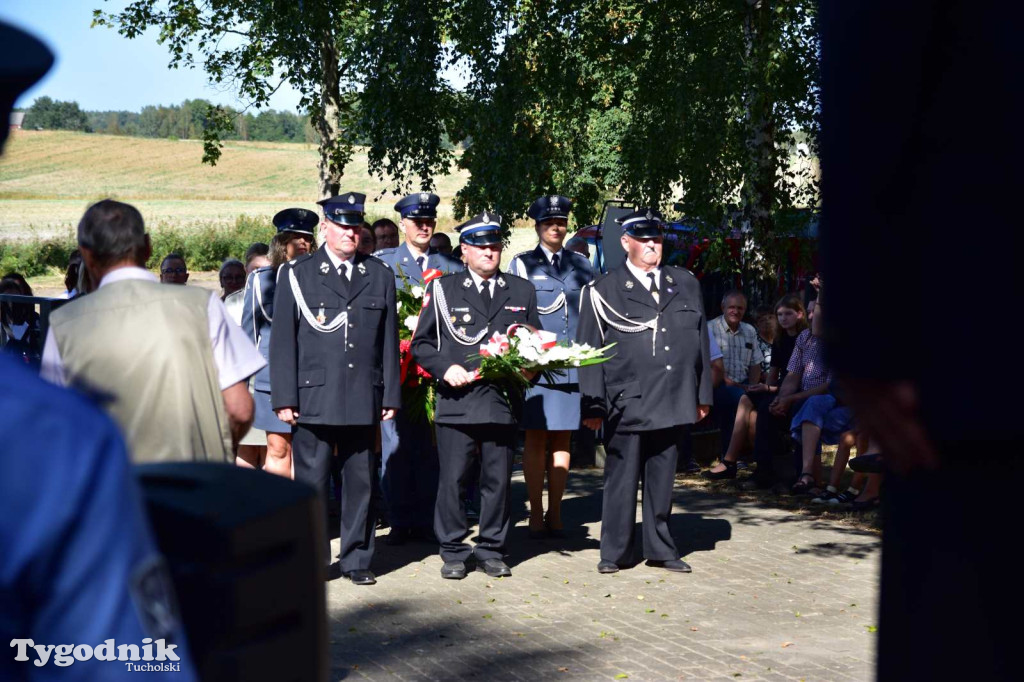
<box><xmin>666</xmin><ymin>365</ymin><xmax>672</xmax><ymax>371</ymax></box>
<box><xmin>348</xmin><ymin>363</ymin><xmax>354</xmax><ymax>369</ymax></box>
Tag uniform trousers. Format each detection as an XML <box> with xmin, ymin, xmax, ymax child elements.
<box><xmin>380</xmin><ymin>412</ymin><xmax>439</xmax><ymax>531</ymax></box>
<box><xmin>601</xmin><ymin>423</ymin><xmax>683</xmax><ymax>565</ymax></box>
<box><xmin>434</xmin><ymin>423</ymin><xmax>516</xmax><ymax>563</ymax></box>
<box><xmin>293</xmin><ymin>424</ymin><xmax>376</xmax><ymax>573</ymax></box>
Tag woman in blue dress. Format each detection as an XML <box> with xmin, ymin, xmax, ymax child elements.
<box><xmin>508</xmin><ymin>195</ymin><xmax>595</xmax><ymax>538</ymax></box>
<box><xmin>239</xmin><ymin>208</ymin><xmax>317</xmax><ymax>477</ymax></box>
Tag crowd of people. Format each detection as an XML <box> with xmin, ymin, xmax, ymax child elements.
<box><xmin>0</xmin><ymin>185</ymin><xmax>886</xmax><ymax>591</ymax></box>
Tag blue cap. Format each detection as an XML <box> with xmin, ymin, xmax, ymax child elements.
<box><xmin>272</xmin><ymin>208</ymin><xmax>318</xmax><ymax>236</ymax></box>
<box><xmin>617</xmin><ymin>208</ymin><xmax>664</xmax><ymax>238</ymax></box>
<box><xmin>455</xmin><ymin>211</ymin><xmax>503</xmax><ymax>246</ymax></box>
<box><xmin>318</xmin><ymin>192</ymin><xmax>365</xmax><ymax>226</ymax></box>
<box><xmin>394</xmin><ymin>192</ymin><xmax>440</xmax><ymax>219</ymax></box>
<box><xmin>527</xmin><ymin>195</ymin><xmax>572</xmax><ymax>223</ymax></box>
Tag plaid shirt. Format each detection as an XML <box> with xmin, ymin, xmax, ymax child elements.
<box><xmin>787</xmin><ymin>329</ymin><xmax>832</xmax><ymax>391</ymax></box>
<box><xmin>709</xmin><ymin>316</ymin><xmax>764</xmax><ymax>383</ymax></box>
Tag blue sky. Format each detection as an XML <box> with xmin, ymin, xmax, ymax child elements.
<box><xmin>1</xmin><ymin>1</ymin><xmax>303</xmax><ymax>112</ymax></box>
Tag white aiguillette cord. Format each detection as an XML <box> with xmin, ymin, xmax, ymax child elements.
<box><xmin>513</xmin><ymin>256</ymin><xmax>566</xmax><ymax>316</ymax></box>
<box><xmin>588</xmin><ymin>287</ymin><xmax>659</xmax><ymax>356</ymax></box>
<box><xmin>288</xmin><ymin>268</ymin><xmax>349</xmax><ymax>347</ymax></box>
<box><xmin>430</xmin><ymin>280</ymin><xmax>489</xmax><ymax>349</ymax></box>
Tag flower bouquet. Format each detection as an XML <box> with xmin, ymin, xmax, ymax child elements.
<box><xmin>470</xmin><ymin>324</ymin><xmax>615</xmax><ymax>393</ymax></box>
<box><xmin>396</xmin><ymin>268</ymin><xmax>444</xmax><ymax>421</ymax></box>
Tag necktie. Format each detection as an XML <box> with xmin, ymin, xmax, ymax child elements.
<box><xmin>415</xmin><ymin>256</ymin><xmax>425</xmax><ymax>272</ymax></box>
<box><xmin>647</xmin><ymin>272</ymin><xmax>659</xmax><ymax>304</ymax></box>
<box><xmin>480</xmin><ymin>279</ymin><xmax>492</xmax><ymax>308</ymax></box>
<box><xmin>551</xmin><ymin>253</ymin><xmax>560</xmax><ymax>271</ymax></box>
<box><xmin>338</xmin><ymin>263</ymin><xmax>350</xmax><ymax>281</ymax></box>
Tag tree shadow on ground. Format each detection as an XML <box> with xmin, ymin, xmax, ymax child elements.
<box><xmin>327</xmin><ymin>601</ymin><xmax>608</xmax><ymax>681</ymax></box>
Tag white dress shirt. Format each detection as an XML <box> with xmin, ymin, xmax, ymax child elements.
<box><xmin>625</xmin><ymin>260</ymin><xmax>661</xmax><ymax>293</ymax></box>
<box><xmin>40</xmin><ymin>266</ymin><xmax>266</xmax><ymax>390</ymax></box>
<box><xmin>539</xmin><ymin>244</ymin><xmax>565</xmax><ymax>267</ymax></box>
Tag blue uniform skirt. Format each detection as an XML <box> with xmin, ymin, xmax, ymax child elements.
<box><xmin>521</xmin><ymin>382</ymin><xmax>581</xmax><ymax>431</ymax></box>
<box><xmin>253</xmin><ymin>389</ymin><xmax>292</xmax><ymax>434</ymax></box>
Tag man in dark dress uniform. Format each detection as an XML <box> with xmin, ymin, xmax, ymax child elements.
<box><xmin>411</xmin><ymin>212</ymin><xmax>541</xmax><ymax>579</ymax></box>
<box><xmin>577</xmin><ymin>209</ymin><xmax>712</xmax><ymax>574</ymax></box>
<box><xmin>375</xmin><ymin>192</ymin><xmax>464</xmax><ymax>545</ymax></box>
<box><xmin>270</xmin><ymin>192</ymin><xmax>401</xmax><ymax>585</ymax></box>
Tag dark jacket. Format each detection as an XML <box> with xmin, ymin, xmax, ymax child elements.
<box><xmin>270</xmin><ymin>249</ymin><xmax>400</xmax><ymax>426</ymax></box>
<box><xmin>577</xmin><ymin>263</ymin><xmax>712</xmax><ymax>432</ymax></box>
<box><xmin>411</xmin><ymin>270</ymin><xmax>540</xmax><ymax>425</ymax></box>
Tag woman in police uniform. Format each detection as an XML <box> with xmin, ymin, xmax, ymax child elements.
<box><xmin>238</xmin><ymin>208</ymin><xmax>317</xmax><ymax>478</ymax></box>
<box><xmin>508</xmin><ymin>195</ymin><xmax>595</xmax><ymax>538</ymax></box>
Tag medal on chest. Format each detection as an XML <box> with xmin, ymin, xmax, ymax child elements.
<box><xmin>317</xmin><ymin>306</ymin><xmax>326</xmax><ymax>324</ymax></box>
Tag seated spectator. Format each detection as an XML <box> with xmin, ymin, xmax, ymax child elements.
<box><xmin>0</xmin><ymin>274</ymin><xmax>42</xmax><ymax>367</ymax></box>
<box><xmin>358</xmin><ymin>223</ymin><xmax>377</xmax><ymax>256</ymax></box>
<box><xmin>62</xmin><ymin>249</ymin><xmax>82</xmax><ymax>298</ymax></box>
<box><xmin>789</xmin><ymin>387</ymin><xmax>853</xmax><ymax>495</ymax></box>
<box><xmin>159</xmin><ymin>252</ymin><xmax>189</xmax><ymax>284</ymax></box>
<box><xmin>429</xmin><ymin>231</ymin><xmax>453</xmax><ymax>256</ymax></box>
<box><xmin>704</xmin><ymin>295</ymin><xmax>807</xmax><ymax>479</ymax></box>
<box><xmin>219</xmin><ymin>258</ymin><xmax>246</xmax><ymax>300</ymax></box>
<box><xmin>709</xmin><ymin>291</ymin><xmax>764</xmax><ymax>457</ymax></box>
<box><xmin>813</xmin><ymin>431</ymin><xmax>883</xmax><ymax>510</ymax></box>
<box><xmin>372</xmin><ymin>218</ymin><xmax>400</xmax><ymax>250</ymax></box>
<box><xmin>565</xmin><ymin>235</ymin><xmax>590</xmax><ymax>259</ymax></box>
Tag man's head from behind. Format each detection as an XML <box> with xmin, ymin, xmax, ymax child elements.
<box><xmin>159</xmin><ymin>253</ymin><xmax>189</xmax><ymax>285</ymax></box>
<box><xmin>77</xmin><ymin>199</ymin><xmax>151</xmax><ymax>285</ymax></box>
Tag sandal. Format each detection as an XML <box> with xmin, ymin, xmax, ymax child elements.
<box><xmin>702</xmin><ymin>460</ymin><xmax>738</xmax><ymax>480</ymax></box>
<box><xmin>790</xmin><ymin>472</ymin><xmax>817</xmax><ymax>496</ymax></box>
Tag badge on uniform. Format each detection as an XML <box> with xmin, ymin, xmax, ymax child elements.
<box><xmin>665</xmin><ymin>274</ymin><xmax>675</xmax><ymax>284</ymax></box>
<box><xmin>357</xmin><ymin>262</ymin><xmax>367</xmax><ymax>276</ymax></box>
<box><xmin>496</xmin><ymin>276</ymin><xmax>507</xmax><ymax>288</ymax></box>
<box><xmin>504</xmin><ymin>305</ymin><xmax>526</xmax><ymax>312</ymax></box>
<box><xmin>625</xmin><ymin>280</ymin><xmax>634</xmax><ymax>290</ymax></box>
<box><xmin>532</xmin><ymin>275</ymin><xmax>548</xmax><ymax>280</ymax></box>
<box><xmin>463</xmin><ymin>278</ymin><xmax>472</xmax><ymax>288</ymax></box>
<box><xmin>317</xmin><ymin>306</ymin><xmax>326</xmax><ymax>324</ymax></box>
<box><xmin>462</xmin><ymin>313</ymin><xmax>472</xmax><ymax>322</ymax></box>
<box><xmin>319</xmin><ymin>262</ymin><xmax>330</xmax><ymax>275</ymax></box>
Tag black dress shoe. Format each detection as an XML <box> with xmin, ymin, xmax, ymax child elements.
<box><xmin>385</xmin><ymin>528</ymin><xmax>410</xmax><ymax>546</ymax></box>
<box><xmin>441</xmin><ymin>561</ymin><xmax>467</xmax><ymax>580</ymax></box>
<box><xmin>646</xmin><ymin>559</ymin><xmax>692</xmax><ymax>573</ymax></box>
<box><xmin>476</xmin><ymin>558</ymin><xmax>512</xmax><ymax>578</ymax></box>
<box><xmin>345</xmin><ymin>569</ymin><xmax>377</xmax><ymax>585</ymax></box>
<box><xmin>597</xmin><ymin>560</ymin><xmax>620</xmax><ymax>574</ymax></box>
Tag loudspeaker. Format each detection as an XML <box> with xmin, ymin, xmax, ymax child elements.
<box><xmin>597</xmin><ymin>204</ymin><xmax>635</xmax><ymax>272</ymax></box>
<box><xmin>136</xmin><ymin>463</ymin><xmax>327</xmax><ymax>682</ymax></box>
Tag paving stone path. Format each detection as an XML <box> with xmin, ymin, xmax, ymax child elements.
<box><xmin>326</xmin><ymin>469</ymin><xmax>879</xmax><ymax>681</ymax></box>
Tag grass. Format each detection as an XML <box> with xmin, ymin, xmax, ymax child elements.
<box><xmin>0</xmin><ymin>130</ymin><xmax>472</xmax><ymax>237</ymax></box>
<box><xmin>0</xmin><ymin>130</ymin><xmax>547</xmax><ymax>292</ymax></box>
